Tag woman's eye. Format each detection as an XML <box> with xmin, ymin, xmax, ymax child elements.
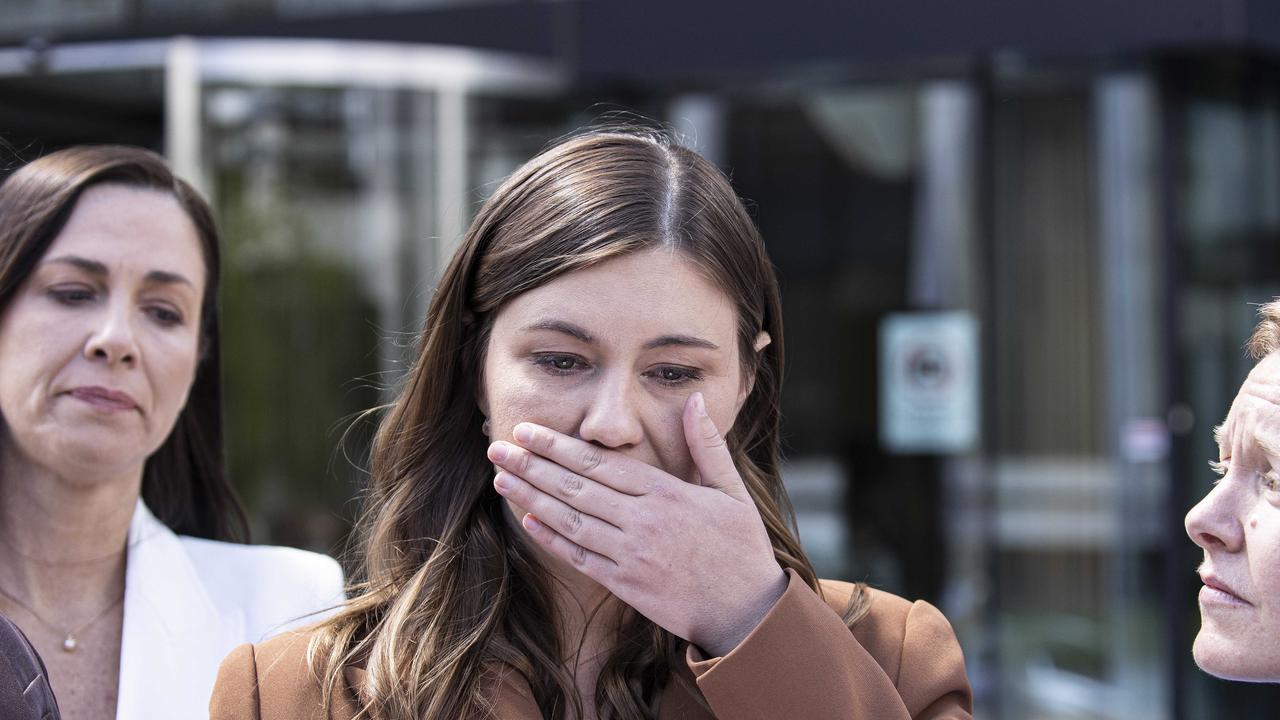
<box><xmin>48</xmin><ymin>286</ymin><xmax>96</xmax><ymax>305</ymax></box>
<box><xmin>533</xmin><ymin>354</ymin><xmax>586</xmax><ymax>375</ymax></box>
<box><xmin>1263</xmin><ymin>470</ymin><xmax>1280</xmax><ymax>494</ymax></box>
<box><xmin>647</xmin><ymin>366</ymin><xmax>704</xmax><ymax>386</ymax></box>
<box><xmin>146</xmin><ymin>305</ymin><xmax>185</xmax><ymax>327</ymax></box>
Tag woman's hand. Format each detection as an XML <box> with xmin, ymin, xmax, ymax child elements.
<box><xmin>487</xmin><ymin>392</ymin><xmax>788</xmax><ymax>657</ymax></box>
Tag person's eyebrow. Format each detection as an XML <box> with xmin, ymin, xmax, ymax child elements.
<box><xmin>44</xmin><ymin>255</ymin><xmax>107</xmax><ymax>277</ymax></box>
<box><xmin>1256</xmin><ymin>431</ymin><xmax>1280</xmax><ymax>459</ymax></box>
<box><xmin>523</xmin><ymin>319</ymin><xmax>593</xmax><ymax>343</ymax></box>
<box><xmin>143</xmin><ymin>269</ymin><xmax>195</xmax><ymax>288</ymax></box>
<box><xmin>643</xmin><ymin>334</ymin><xmax>720</xmax><ymax>351</ymax></box>
<box><xmin>44</xmin><ymin>255</ymin><xmax>195</xmax><ymax>288</ymax></box>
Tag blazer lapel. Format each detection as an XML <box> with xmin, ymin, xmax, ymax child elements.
<box><xmin>115</xmin><ymin>501</ymin><xmax>239</xmax><ymax>720</ymax></box>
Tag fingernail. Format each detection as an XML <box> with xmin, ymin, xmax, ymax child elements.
<box><xmin>488</xmin><ymin>443</ymin><xmax>508</xmax><ymax>462</ymax></box>
<box><xmin>494</xmin><ymin>472</ymin><xmax>513</xmax><ymax>491</ymax></box>
<box><xmin>693</xmin><ymin>392</ymin><xmax>707</xmax><ymax>416</ymax></box>
<box><xmin>513</xmin><ymin>424</ymin><xmax>535</xmax><ymax>444</ymax></box>
<box><xmin>522</xmin><ymin>514</ymin><xmax>542</xmax><ymax>531</ymax></box>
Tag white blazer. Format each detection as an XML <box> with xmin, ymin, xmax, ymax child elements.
<box><xmin>114</xmin><ymin>500</ymin><xmax>345</xmax><ymax>719</ymax></box>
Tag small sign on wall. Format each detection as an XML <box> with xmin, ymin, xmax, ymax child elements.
<box><xmin>879</xmin><ymin>311</ymin><xmax>979</xmax><ymax>453</ymax></box>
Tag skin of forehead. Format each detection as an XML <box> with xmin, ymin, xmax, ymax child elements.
<box><xmin>1220</xmin><ymin>353</ymin><xmax>1280</xmax><ymax>462</ymax></box>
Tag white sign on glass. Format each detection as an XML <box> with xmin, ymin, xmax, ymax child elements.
<box><xmin>879</xmin><ymin>311</ymin><xmax>979</xmax><ymax>453</ymax></box>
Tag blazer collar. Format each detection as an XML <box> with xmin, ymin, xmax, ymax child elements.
<box><xmin>115</xmin><ymin>500</ymin><xmax>238</xmax><ymax>720</ymax></box>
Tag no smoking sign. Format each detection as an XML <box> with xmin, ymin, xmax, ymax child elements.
<box><xmin>879</xmin><ymin>312</ymin><xmax>979</xmax><ymax>453</ymax></box>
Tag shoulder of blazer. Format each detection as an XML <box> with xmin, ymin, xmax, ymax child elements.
<box><xmin>178</xmin><ymin>537</ymin><xmax>346</xmax><ymax>640</ymax></box>
<box><xmin>816</xmin><ymin>578</ymin><xmax>938</xmax><ymax>685</ymax></box>
<box><xmin>817</xmin><ymin>577</ymin><xmax>914</xmax><ymax>627</ymax></box>
<box><xmin>213</xmin><ymin>633</ymin><xmax>324</xmax><ymax>720</ymax></box>
<box><xmin>212</xmin><ymin>631</ymin><xmax>364</xmax><ymax>720</ymax></box>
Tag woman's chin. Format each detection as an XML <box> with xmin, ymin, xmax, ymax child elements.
<box><xmin>1193</xmin><ymin>632</ymin><xmax>1280</xmax><ymax>683</ymax></box>
<box><xmin>32</xmin><ymin>438</ymin><xmax>148</xmax><ymax>485</ymax></box>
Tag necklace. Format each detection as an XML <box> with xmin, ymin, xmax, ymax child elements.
<box><xmin>0</xmin><ymin>584</ymin><xmax>124</xmax><ymax>652</ymax></box>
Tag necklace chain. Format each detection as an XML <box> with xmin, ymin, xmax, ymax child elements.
<box><xmin>0</xmin><ymin>583</ymin><xmax>123</xmax><ymax>653</ymax></box>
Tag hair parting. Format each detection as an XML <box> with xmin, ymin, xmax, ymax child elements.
<box><xmin>309</xmin><ymin>127</ymin><xmax>868</xmax><ymax>719</ymax></box>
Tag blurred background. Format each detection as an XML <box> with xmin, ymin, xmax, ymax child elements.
<box><xmin>1</xmin><ymin>1</ymin><xmax>1278</xmax><ymax>717</ymax></box>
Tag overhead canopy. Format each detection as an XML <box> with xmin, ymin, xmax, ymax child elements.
<box><xmin>4</xmin><ymin>0</ymin><xmax>1280</xmax><ymax>82</ymax></box>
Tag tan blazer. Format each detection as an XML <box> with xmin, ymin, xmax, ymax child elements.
<box><xmin>210</xmin><ymin>570</ymin><xmax>972</xmax><ymax>719</ymax></box>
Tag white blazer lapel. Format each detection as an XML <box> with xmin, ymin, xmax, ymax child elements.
<box><xmin>115</xmin><ymin>501</ymin><xmax>241</xmax><ymax>720</ymax></box>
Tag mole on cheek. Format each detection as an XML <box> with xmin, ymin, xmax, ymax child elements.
<box><xmin>1251</xmin><ymin>518</ymin><xmax>1259</xmax><ymax>529</ymax></box>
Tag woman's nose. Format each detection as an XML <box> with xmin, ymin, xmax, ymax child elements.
<box><xmin>1185</xmin><ymin>480</ymin><xmax>1245</xmax><ymax>553</ymax></box>
<box><xmin>83</xmin><ymin>304</ymin><xmax>139</xmax><ymax>367</ymax></box>
<box><xmin>578</xmin><ymin>374</ymin><xmax>644</xmax><ymax>449</ymax></box>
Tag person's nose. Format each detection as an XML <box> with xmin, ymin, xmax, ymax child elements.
<box><xmin>83</xmin><ymin>300</ymin><xmax>139</xmax><ymax>367</ymax></box>
<box><xmin>577</xmin><ymin>371</ymin><xmax>644</xmax><ymax>450</ymax></box>
<box><xmin>1186</xmin><ymin>478</ymin><xmax>1245</xmax><ymax>553</ymax></box>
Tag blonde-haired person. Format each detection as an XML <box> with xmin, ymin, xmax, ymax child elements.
<box><xmin>1186</xmin><ymin>299</ymin><xmax>1280</xmax><ymax>681</ymax></box>
<box><xmin>210</xmin><ymin>128</ymin><xmax>972</xmax><ymax>719</ymax></box>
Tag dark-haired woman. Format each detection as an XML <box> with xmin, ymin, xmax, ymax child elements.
<box><xmin>0</xmin><ymin>146</ymin><xmax>343</xmax><ymax>720</ymax></box>
<box><xmin>212</xmin><ymin>129</ymin><xmax>971</xmax><ymax>719</ymax></box>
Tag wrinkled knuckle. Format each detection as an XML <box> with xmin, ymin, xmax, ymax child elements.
<box><xmin>570</xmin><ymin>544</ymin><xmax>589</xmax><ymax>567</ymax></box>
<box><xmin>558</xmin><ymin>472</ymin><xmax>584</xmax><ymax>499</ymax></box>
<box><xmin>580</xmin><ymin>446</ymin><xmax>604</xmax><ymax>473</ymax></box>
<box><xmin>562</xmin><ymin>508</ymin><xmax>584</xmax><ymax>536</ymax></box>
<box><xmin>515</xmin><ymin>449</ymin><xmax>531</xmax><ymax>474</ymax></box>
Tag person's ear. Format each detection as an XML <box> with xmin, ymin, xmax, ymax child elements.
<box><xmin>737</xmin><ymin>331</ymin><xmax>772</xmax><ymax>408</ymax></box>
<box><xmin>753</xmin><ymin>331</ymin><xmax>772</xmax><ymax>353</ymax></box>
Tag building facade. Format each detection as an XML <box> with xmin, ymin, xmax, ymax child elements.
<box><xmin>3</xmin><ymin>2</ymin><xmax>1279</xmax><ymax>716</ymax></box>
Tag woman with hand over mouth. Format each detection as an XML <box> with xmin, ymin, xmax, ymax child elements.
<box><xmin>211</xmin><ymin>128</ymin><xmax>972</xmax><ymax>719</ymax></box>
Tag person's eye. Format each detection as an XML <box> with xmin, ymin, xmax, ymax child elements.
<box><xmin>48</xmin><ymin>285</ymin><xmax>96</xmax><ymax>305</ymax></box>
<box><xmin>645</xmin><ymin>365</ymin><xmax>704</xmax><ymax>387</ymax></box>
<box><xmin>146</xmin><ymin>305</ymin><xmax>185</xmax><ymax>327</ymax></box>
<box><xmin>1262</xmin><ymin>469</ymin><xmax>1280</xmax><ymax>494</ymax></box>
<box><xmin>532</xmin><ymin>353</ymin><xmax>588</xmax><ymax>375</ymax></box>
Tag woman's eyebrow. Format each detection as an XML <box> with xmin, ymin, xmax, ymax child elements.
<box><xmin>643</xmin><ymin>334</ymin><xmax>719</xmax><ymax>351</ymax></box>
<box><xmin>44</xmin><ymin>255</ymin><xmax>108</xmax><ymax>276</ymax></box>
<box><xmin>144</xmin><ymin>269</ymin><xmax>195</xmax><ymax>288</ymax></box>
<box><xmin>523</xmin><ymin>319</ymin><xmax>593</xmax><ymax>343</ymax></box>
<box><xmin>43</xmin><ymin>255</ymin><xmax>195</xmax><ymax>288</ymax></box>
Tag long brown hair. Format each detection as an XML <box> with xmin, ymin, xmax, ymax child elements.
<box><xmin>0</xmin><ymin>145</ymin><xmax>247</xmax><ymax>542</ymax></box>
<box><xmin>312</xmin><ymin>128</ymin><xmax>867</xmax><ymax>718</ymax></box>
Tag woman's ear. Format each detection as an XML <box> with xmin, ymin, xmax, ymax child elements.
<box><xmin>753</xmin><ymin>331</ymin><xmax>772</xmax><ymax>353</ymax></box>
<box><xmin>737</xmin><ymin>331</ymin><xmax>772</xmax><ymax>408</ymax></box>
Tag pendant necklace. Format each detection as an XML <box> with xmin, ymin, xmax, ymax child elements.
<box><xmin>0</xmin><ymin>584</ymin><xmax>124</xmax><ymax>652</ymax></box>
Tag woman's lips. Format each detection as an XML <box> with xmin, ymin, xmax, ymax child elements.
<box><xmin>68</xmin><ymin>386</ymin><xmax>138</xmax><ymax>411</ymax></box>
<box><xmin>1199</xmin><ymin>575</ymin><xmax>1251</xmax><ymax>608</ymax></box>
